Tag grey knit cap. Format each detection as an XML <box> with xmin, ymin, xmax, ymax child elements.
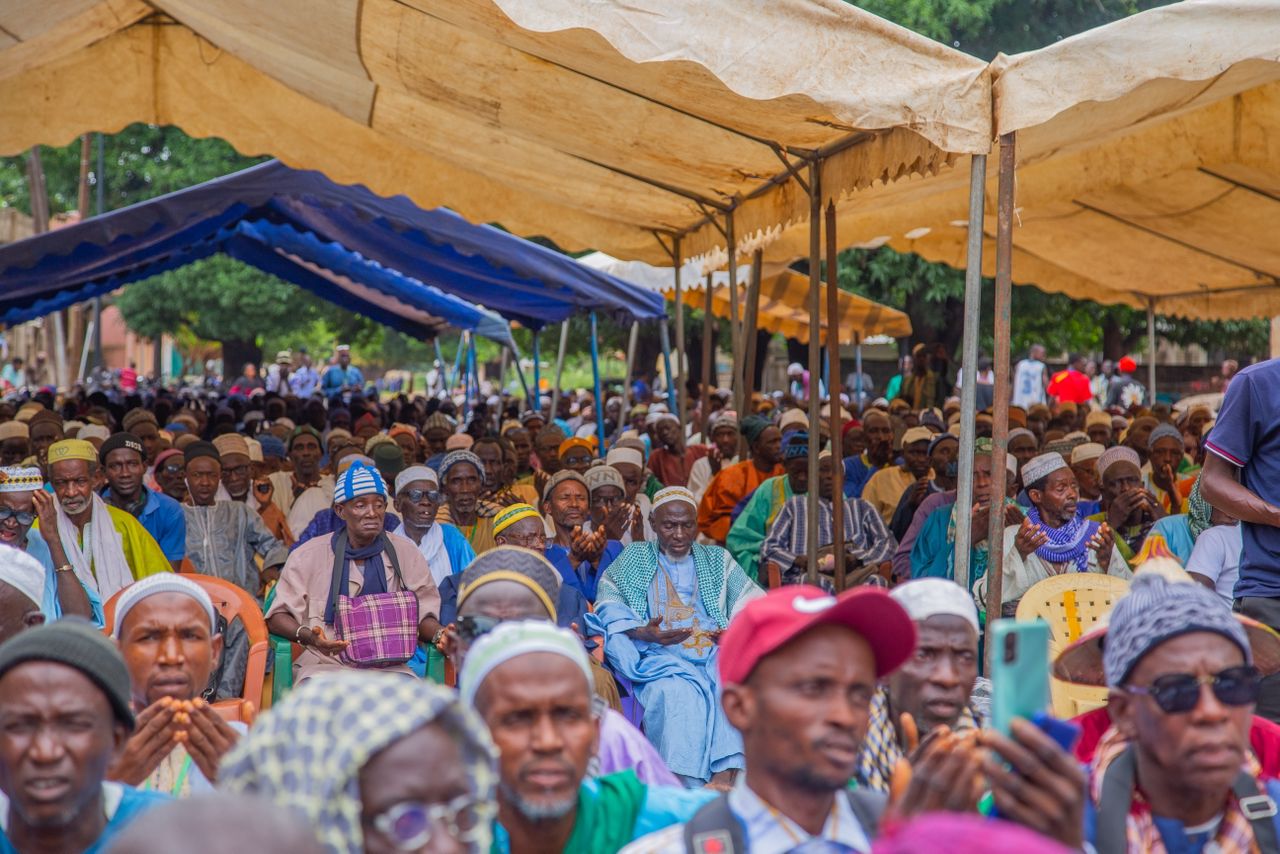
<box><xmin>0</xmin><ymin>619</ymin><xmax>135</xmax><ymax>728</ymax></box>
<box><xmin>1147</xmin><ymin>422</ymin><xmax>1183</xmax><ymax>450</ymax></box>
<box><xmin>1103</xmin><ymin>573</ymin><xmax>1250</xmax><ymax>687</ymax></box>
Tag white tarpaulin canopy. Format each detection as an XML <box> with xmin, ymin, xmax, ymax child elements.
<box><xmin>0</xmin><ymin>0</ymin><xmax>991</xmax><ymax>266</ymax></box>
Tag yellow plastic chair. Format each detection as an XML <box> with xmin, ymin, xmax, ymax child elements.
<box><xmin>1015</xmin><ymin>573</ymin><xmax>1131</xmax><ymax>718</ymax></box>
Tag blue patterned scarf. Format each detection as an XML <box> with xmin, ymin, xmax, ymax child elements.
<box><xmin>1025</xmin><ymin>505</ymin><xmax>1099</xmax><ymax>573</ymax></box>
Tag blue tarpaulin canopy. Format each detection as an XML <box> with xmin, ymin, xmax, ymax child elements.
<box><xmin>0</xmin><ymin>160</ymin><xmax>666</xmax><ymax>337</ymax></box>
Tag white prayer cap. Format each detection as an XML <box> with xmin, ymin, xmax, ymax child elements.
<box><xmin>460</xmin><ymin>622</ymin><xmax>592</xmax><ymax>708</ymax></box>
<box><xmin>651</xmin><ymin>486</ymin><xmax>696</xmax><ymax>513</ymax></box>
<box><xmin>1071</xmin><ymin>443</ymin><xmax>1106</xmax><ymax>466</ymax></box>
<box><xmin>77</xmin><ymin>424</ymin><xmax>110</xmax><ymax>442</ymax></box>
<box><xmin>606</xmin><ymin>447</ymin><xmax>643</xmax><ymax>469</ymax></box>
<box><xmin>1098</xmin><ymin>446</ymin><xmax>1141</xmax><ymax>477</ymax></box>
<box><xmin>245</xmin><ymin>438</ymin><xmax>263</xmax><ymax>463</ymax></box>
<box><xmin>112</xmin><ymin>574</ymin><xmax>217</xmax><ymax>638</ymax></box>
<box><xmin>0</xmin><ymin>545</ymin><xmax>45</xmax><ymax>610</ymax></box>
<box><xmin>395</xmin><ymin>465</ymin><xmax>438</xmax><ymax>493</ymax></box>
<box><xmin>0</xmin><ymin>421</ymin><xmax>28</xmax><ymax>442</ymax></box>
<box><xmin>1021</xmin><ymin>452</ymin><xmax>1068</xmax><ymax>487</ymax></box>
<box><xmin>890</xmin><ymin>578</ymin><xmax>979</xmax><ymax>633</ymax></box>
<box><xmin>779</xmin><ymin>409</ymin><xmax>808</xmax><ymax>432</ymax></box>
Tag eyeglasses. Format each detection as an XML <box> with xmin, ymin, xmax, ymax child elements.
<box><xmin>456</xmin><ymin>614</ymin><xmax>503</xmax><ymax>643</ymax></box>
<box><xmin>370</xmin><ymin>794</ymin><xmax>492</xmax><ymax>851</ymax></box>
<box><xmin>401</xmin><ymin>488</ymin><xmax>442</xmax><ymax>504</ymax></box>
<box><xmin>502</xmin><ymin>532</ymin><xmax>547</xmax><ymax>550</ymax></box>
<box><xmin>1126</xmin><ymin>665</ymin><xmax>1262</xmax><ymax>714</ymax></box>
<box><xmin>0</xmin><ymin>508</ymin><xmax>35</xmax><ymax>526</ymax></box>
<box><xmin>161</xmin><ymin>463</ymin><xmax>185</xmax><ymax>475</ymax></box>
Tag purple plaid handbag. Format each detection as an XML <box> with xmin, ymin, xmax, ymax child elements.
<box><xmin>329</xmin><ymin>534</ymin><xmax>419</xmax><ymax>668</ymax></box>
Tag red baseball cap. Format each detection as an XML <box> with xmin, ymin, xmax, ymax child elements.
<box><xmin>1118</xmin><ymin>356</ymin><xmax>1137</xmax><ymax>373</ymax></box>
<box><xmin>718</xmin><ymin>585</ymin><xmax>917</xmax><ymax>685</ymax></box>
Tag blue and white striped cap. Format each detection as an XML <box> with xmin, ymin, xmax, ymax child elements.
<box><xmin>333</xmin><ymin>460</ymin><xmax>387</xmax><ymax>504</ymax></box>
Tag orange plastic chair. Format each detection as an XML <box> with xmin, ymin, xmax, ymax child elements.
<box><xmin>1014</xmin><ymin>573</ymin><xmax>1131</xmax><ymax>718</ymax></box>
<box><xmin>104</xmin><ymin>574</ymin><xmax>268</xmax><ymax>724</ymax></box>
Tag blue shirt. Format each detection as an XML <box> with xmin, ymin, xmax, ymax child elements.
<box><xmin>321</xmin><ymin>364</ymin><xmax>364</xmax><ymax>395</ymax></box>
<box><xmin>290</xmin><ymin>365</ymin><xmax>320</xmax><ymax>398</ymax></box>
<box><xmin>1204</xmin><ymin>361</ymin><xmax>1280</xmax><ymax>598</ymax></box>
<box><xmin>25</xmin><ymin>529</ymin><xmax>105</xmax><ymax>626</ymax></box>
<box><xmin>103</xmin><ymin>488</ymin><xmax>186</xmax><ymax>563</ymax></box>
<box><xmin>843</xmin><ymin>454</ymin><xmax>882</xmax><ymax>499</ymax></box>
<box><xmin>545</xmin><ymin>540</ymin><xmax>623</xmax><ymax>603</ymax></box>
<box><xmin>0</xmin><ymin>783</ymin><xmax>168</xmax><ymax>854</ymax></box>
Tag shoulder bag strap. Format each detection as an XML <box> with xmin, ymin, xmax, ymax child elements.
<box><xmin>682</xmin><ymin>794</ymin><xmax>745</xmax><ymax>854</ymax></box>
<box><xmin>329</xmin><ymin>529</ymin><xmax>350</xmax><ymax>620</ymax></box>
<box><xmin>1095</xmin><ymin>747</ymin><xmax>1137</xmax><ymax>854</ymax></box>
<box><xmin>1232</xmin><ymin>769</ymin><xmax>1280</xmax><ymax>854</ymax></box>
<box><xmin>378</xmin><ymin>533</ymin><xmax>405</xmax><ymax>590</ymax></box>
<box><xmin>845</xmin><ymin>788</ymin><xmax>887</xmax><ymax>840</ymax></box>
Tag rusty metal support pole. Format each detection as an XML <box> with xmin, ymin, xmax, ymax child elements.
<box><xmin>700</xmin><ymin>273</ymin><xmax>714</xmax><ymax>435</ymax></box>
<box><xmin>726</xmin><ymin>212</ymin><xmax>742</xmax><ymax>430</ymax></box>
<box><xmin>673</xmin><ymin>236</ymin><xmax>687</xmax><ymax>427</ymax></box>
<box><xmin>954</xmin><ymin>153</ymin><xmax>988</xmax><ymax>591</ymax></box>
<box><xmin>986</xmin><ymin>133</ymin><xmax>1017</xmax><ymax>652</ymax></box>
<box><xmin>741</xmin><ymin>250</ymin><xmax>763</xmax><ymax>408</ymax></box>
<box><xmin>806</xmin><ymin>161</ymin><xmax>822</xmax><ymax>585</ymax></box>
<box><xmin>825</xmin><ymin>201</ymin><xmax>846</xmax><ymax>589</ymax></box>
<box><xmin>1146</xmin><ymin>298</ymin><xmax>1157</xmax><ymax>403</ymax></box>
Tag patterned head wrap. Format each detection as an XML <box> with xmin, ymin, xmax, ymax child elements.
<box><xmin>583</xmin><ymin>464</ymin><xmax>624</xmax><ymax>494</ymax></box>
<box><xmin>492</xmin><ymin>503</ymin><xmax>542</xmax><ymax>537</ymax></box>
<box><xmin>220</xmin><ymin>672</ymin><xmax>498</xmax><ymax>854</ymax></box>
<box><xmin>651</xmin><ymin>486</ymin><xmax>696</xmax><ymax>512</ymax></box>
<box><xmin>783</xmin><ymin>431</ymin><xmax>809</xmax><ymax>460</ymax></box>
<box><xmin>1098</xmin><ymin>446</ymin><xmax>1141</xmax><ymax>478</ymax></box>
<box><xmin>332</xmin><ymin>461</ymin><xmax>387</xmax><ymax>504</ymax></box>
<box><xmin>0</xmin><ymin>466</ymin><xmax>44</xmax><ymax>493</ymax></box>
<box><xmin>740</xmin><ymin>414</ymin><xmax>772</xmax><ymax>445</ymax></box>
<box><xmin>457</xmin><ymin>547</ymin><xmax>561</xmax><ymax>620</ymax></box>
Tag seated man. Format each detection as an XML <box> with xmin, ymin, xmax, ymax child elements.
<box><xmin>444</xmin><ymin>547</ymin><xmax>669</xmax><ymax>784</ymax></box>
<box><xmin>0</xmin><ymin>621</ymin><xmax>168</xmax><ymax>852</ymax></box>
<box><xmin>595</xmin><ymin>487</ymin><xmax>762</xmax><ymax>785</ymax></box>
<box><xmin>392</xmin><ymin>465</ymin><xmax>474</xmax><ymax>586</ymax></box>
<box><xmin>0</xmin><ymin>548</ymin><xmax>47</xmax><ymax>644</ymax></box>
<box><xmin>762</xmin><ymin>450</ymin><xmax>896</xmax><ymax>590</ymax></box>
<box><xmin>843</xmin><ymin>408</ymin><xmax>894</xmax><ymax>499</ymax></box>
<box><xmin>41</xmin><ymin>439</ymin><xmax>170</xmax><ymax>601</ymax></box>
<box><xmin>435</xmin><ymin>450</ymin><xmax>499</xmax><ymax>555</ymax></box>
<box><xmin>725</xmin><ymin>431</ymin><xmax>810</xmax><ymax>584</ymax></box>
<box><xmin>862</xmin><ymin>426</ymin><xmax>933</xmax><ymax>523</ymax></box>
<box><xmin>904</xmin><ymin>440</ymin><xmax>1021</xmax><ymax>586</ymax></box>
<box><xmin>0</xmin><ymin>466</ymin><xmax>99</xmax><ymax>624</ymax></box>
<box><xmin>461</xmin><ymin>621</ymin><xmax>713</xmax><ymax>853</ymax></box>
<box><xmin>857</xmin><ymin>578</ymin><xmax>983</xmax><ymax>793</ymax></box>
<box><xmin>687</xmin><ymin>412</ymin><xmax>740</xmax><ymax>504</ymax></box>
<box><xmin>696</xmin><ymin>415</ymin><xmax>783</xmax><ymax>545</ymax></box>
<box><xmin>1084</xmin><ymin>573</ymin><xmax>1280</xmax><ymax>850</ymax></box>
<box><xmin>585</xmin><ymin>464</ymin><xmax>646</xmax><ymax>546</ymax></box>
<box><xmin>542</xmin><ymin>470</ymin><xmax>622</xmax><ymax>603</ymax></box>
<box><xmin>987</xmin><ymin>451</ymin><xmax>1129</xmax><ymax>614</ymax></box>
<box><xmin>1089</xmin><ymin>445</ymin><xmax>1164</xmax><ymax>561</ymax></box>
<box><xmin>99</xmin><ymin>433</ymin><xmax>186</xmax><ymax>570</ymax></box>
<box><xmin>108</xmin><ymin>575</ymin><xmax>243</xmax><ymax>795</ymax></box>
<box><xmin>181</xmin><ymin>442</ymin><xmax>288</xmax><ymax>598</ymax></box>
<box><xmin>887</xmin><ymin>432</ymin><xmax>957</xmax><ymax>542</ymax></box>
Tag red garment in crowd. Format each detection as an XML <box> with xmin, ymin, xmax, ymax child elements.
<box><xmin>647</xmin><ymin>445</ymin><xmax>709</xmax><ymax>488</ymax></box>
<box><xmin>1072</xmin><ymin>706</ymin><xmax>1280</xmax><ymax>776</ymax></box>
<box><xmin>1047</xmin><ymin>368</ymin><xmax>1093</xmax><ymax>404</ymax></box>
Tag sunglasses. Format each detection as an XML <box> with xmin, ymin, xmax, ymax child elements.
<box><xmin>161</xmin><ymin>463</ymin><xmax>185</xmax><ymax>475</ymax></box>
<box><xmin>370</xmin><ymin>794</ymin><xmax>490</xmax><ymax>850</ymax></box>
<box><xmin>1126</xmin><ymin>665</ymin><xmax>1262</xmax><ymax>714</ymax></box>
<box><xmin>456</xmin><ymin>614</ymin><xmax>503</xmax><ymax>643</ymax></box>
<box><xmin>0</xmin><ymin>508</ymin><xmax>35</xmax><ymax>526</ymax></box>
<box><xmin>401</xmin><ymin>488</ymin><xmax>442</xmax><ymax>504</ymax></box>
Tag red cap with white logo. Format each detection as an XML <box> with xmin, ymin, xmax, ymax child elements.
<box><xmin>718</xmin><ymin>585</ymin><xmax>918</xmax><ymax>684</ymax></box>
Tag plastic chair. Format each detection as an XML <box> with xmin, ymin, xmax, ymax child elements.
<box><xmin>105</xmin><ymin>574</ymin><xmax>269</xmax><ymax>724</ymax></box>
<box><xmin>1014</xmin><ymin>573</ymin><xmax>1131</xmax><ymax>718</ymax></box>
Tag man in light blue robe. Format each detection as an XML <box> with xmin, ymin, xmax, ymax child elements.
<box><xmin>592</xmin><ymin>486</ymin><xmax>763</xmax><ymax>786</ymax></box>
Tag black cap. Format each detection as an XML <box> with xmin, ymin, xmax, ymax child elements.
<box><xmin>98</xmin><ymin>431</ymin><xmax>144</xmax><ymax>465</ymax></box>
<box><xmin>184</xmin><ymin>440</ymin><xmax>220</xmax><ymax>464</ymax></box>
<box><xmin>0</xmin><ymin>619</ymin><xmax>135</xmax><ymax>729</ymax></box>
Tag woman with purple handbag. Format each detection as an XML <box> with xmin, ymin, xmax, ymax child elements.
<box><xmin>267</xmin><ymin>461</ymin><xmax>444</xmax><ymax>683</ymax></box>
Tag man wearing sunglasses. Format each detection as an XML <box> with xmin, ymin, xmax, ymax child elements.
<box><xmin>392</xmin><ymin>466</ymin><xmax>474</xmax><ymax>588</ymax></box>
<box><xmin>1087</xmin><ymin>572</ymin><xmax>1280</xmax><ymax>851</ymax></box>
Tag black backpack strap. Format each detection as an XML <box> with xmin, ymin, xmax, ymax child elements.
<box><xmin>845</xmin><ymin>788</ymin><xmax>887</xmax><ymax>839</ymax></box>
<box><xmin>329</xmin><ymin>529</ymin><xmax>349</xmax><ymax>619</ymax></box>
<box><xmin>682</xmin><ymin>794</ymin><xmax>745</xmax><ymax>854</ymax></box>
<box><xmin>1233</xmin><ymin>769</ymin><xmax>1280</xmax><ymax>853</ymax></box>
<box><xmin>378</xmin><ymin>533</ymin><xmax>405</xmax><ymax>589</ymax></box>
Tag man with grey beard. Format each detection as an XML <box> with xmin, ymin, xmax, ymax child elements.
<box><xmin>43</xmin><ymin>439</ymin><xmax>170</xmax><ymax>602</ymax></box>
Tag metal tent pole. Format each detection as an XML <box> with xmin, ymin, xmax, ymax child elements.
<box><xmin>741</xmin><ymin>249</ymin><xmax>763</xmax><ymax>414</ymax></box>
<box><xmin>1147</xmin><ymin>298</ymin><xmax>1157</xmax><ymax>403</ymax></box>
<box><xmin>590</xmin><ymin>312</ymin><xmax>607</xmax><ymax>457</ymax></box>
<box><xmin>659</xmin><ymin>321</ymin><xmax>677</xmax><ymax>413</ymax></box>
<box><xmin>531</xmin><ymin>329</ymin><xmax>541</xmax><ymax>413</ymax></box>
<box><xmin>510</xmin><ymin>339</ymin><xmax>533</xmax><ymax>419</ymax></box>
<box><xmin>954</xmin><ymin>153</ymin><xmax>988</xmax><ymax>591</ymax></box>
<box><xmin>825</xmin><ymin>201</ymin><xmax>846</xmax><ymax>589</ymax></box>
<box><xmin>550</xmin><ymin>320</ymin><xmax>569</xmax><ymax>421</ymax></box>
<box><xmin>854</xmin><ymin>338</ymin><xmax>864</xmax><ymax>414</ymax></box>
<box><xmin>986</xmin><ymin>133</ymin><xmax>1017</xmax><ymax>646</ymax></box>
<box><xmin>726</xmin><ymin>211</ymin><xmax>742</xmax><ymax>427</ymax></box>
<box><xmin>433</xmin><ymin>338</ymin><xmax>446</xmax><ymax>395</ymax></box>
<box><xmin>701</xmin><ymin>273</ymin><xmax>714</xmax><ymax>435</ymax></box>
<box><xmin>806</xmin><ymin>160</ymin><xmax>822</xmax><ymax>585</ymax></box>
<box><xmin>673</xmin><ymin>236</ymin><xmax>687</xmax><ymax>428</ymax></box>
<box><xmin>620</xmin><ymin>321</ymin><xmax>639</xmax><ymax>436</ymax></box>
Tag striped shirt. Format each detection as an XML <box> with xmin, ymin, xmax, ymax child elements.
<box><xmin>761</xmin><ymin>495</ymin><xmax>897</xmax><ymax>588</ymax></box>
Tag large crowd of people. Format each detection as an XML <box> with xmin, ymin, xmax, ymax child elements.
<box><xmin>0</xmin><ymin>340</ymin><xmax>1271</xmax><ymax>854</ymax></box>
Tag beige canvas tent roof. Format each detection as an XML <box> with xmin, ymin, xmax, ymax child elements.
<box><xmin>757</xmin><ymin>0</ymin><xmax>1280</xmax><ymax>321</ymax></box>
<box><xmin>582</xmin><ymin>252</ymin><xmax>912</xmax><ymax>343</ymax></box>
<box><xmin>0</xmin><ymin>0</ymin><xmax>990</xmax><ymax>266</ymax></box>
